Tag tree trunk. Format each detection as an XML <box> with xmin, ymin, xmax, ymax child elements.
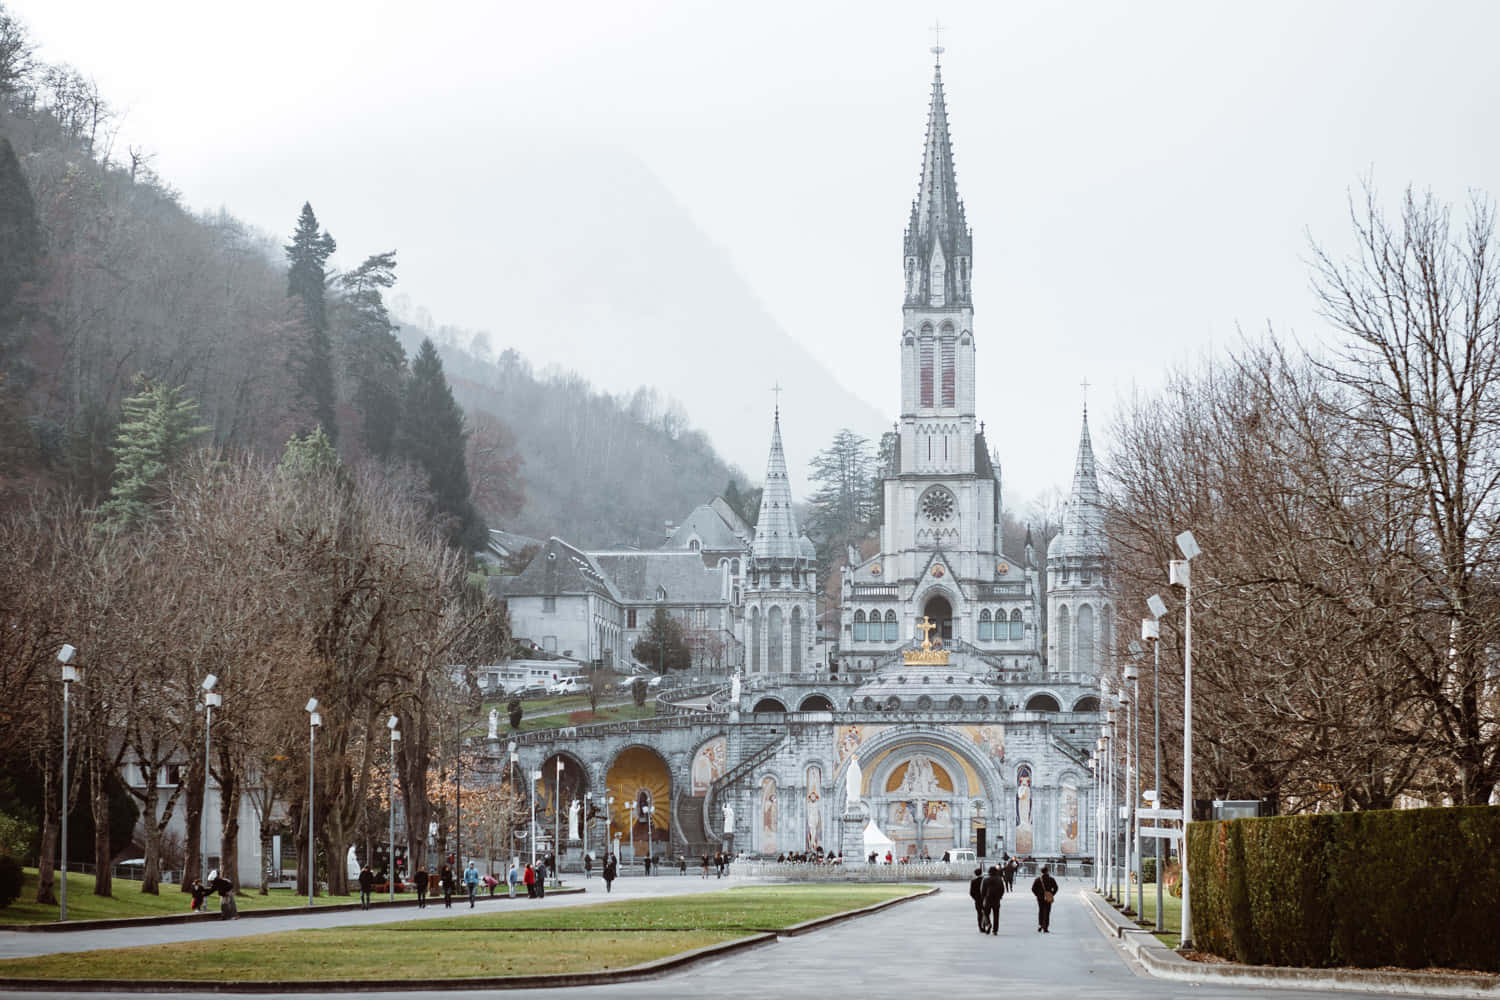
<box><xmin>139</xmin><ymin>779</ymin><xmax>162</xmax><ymax>894</ymax></box>
<box><xmin>35</xmin><ymin>750</ymin><xmax>58</xmax><ymax>905</ymax></box>
<box><xmin>90</xmin><ymin>738</ymin><xmax>112</xmax><ymax>898</ymax></box>
<box><xmin>217</xmin><ymin>751</ymin><xmax>242</xmax><ymax>890</ymax></box>
<box><xmin>180</xmin><ymin>751</ymin><xmax>204</xmax><ymax>893</ymax></box>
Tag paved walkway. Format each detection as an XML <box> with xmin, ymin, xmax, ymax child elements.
<box><xmin>0</xmin><ymin>879</ymin><xmax>1403</xmax><ymax>999</ymax></box>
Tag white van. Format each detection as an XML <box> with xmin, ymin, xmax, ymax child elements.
<box><xmin>944</xmin><ymin>848</ymin><xmax>977</xmax><ymax>866</ymax></box>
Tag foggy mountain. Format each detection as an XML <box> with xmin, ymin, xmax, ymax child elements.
<box><xmin>393</xmin><ymin>142</ymin><xmax>889</xmax><ymax>497</ymax></box>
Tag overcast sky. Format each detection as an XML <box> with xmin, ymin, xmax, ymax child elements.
<box><xmin>14</xmin><ymin>0</ymin><xmax>1500</xmax><ymax>503</ymax></box>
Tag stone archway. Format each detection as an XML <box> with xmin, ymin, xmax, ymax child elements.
<box><xmin>923</xmin><ymin>594</ymin><xmax>954</xmax><ymax>642</ymax></box>
<box><xmin>605</xmin><ymin>746</ymin><xmax>671</xmax><ymax>859</ymax></box>
<box><xmin>538</xmin><ymin>753</ymin><xmax>590</xmax><ymax>852</ymax></box>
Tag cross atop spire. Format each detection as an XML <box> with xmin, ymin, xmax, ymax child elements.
<box><xmin>1081</xmin><ymin>377</ymin><xmax>1090</xmax><ymax>416</ymax></box>
<box><xmin>930</xmin><ymin>19</ymin><xmax>944</xmax><ymax>63</ymax></box>
<box><xmin>771</xmin><ymin>382</ymin><xmax>783</xmax><ymax>419</ymax></box>
<box><xmin>905</xmin><ymin>42</ymin><xmax>971</xmax><ymax>303</ymax></box>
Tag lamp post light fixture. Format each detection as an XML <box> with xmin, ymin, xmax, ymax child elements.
<box><xmin>1144</xmin><ymin>596</ymin><xmax>1167</xmax><ymax>932</ymax></box>
<box><xmin>1171</xmin><ymin>529</ymin><xmax>1200</xmax><ymax>949</ymax></box>
<box><xmin>58</xmin><ymin>644</ymin><xmax>79</xmax><ymax>922</ymax></box>
<box><xmin>305</xmin><ymin>698</ymin><xmax>321</xmax><ymax>907</ymax></box>
<box><xmin>387</xmin><ymin>715</ymin><xmax>400</xmax><ymax>901</ymax></box>
<box><xmin>555</xmin><ymin>759</ymin><xmax>564</xmax><ymax>870</ymax></box>
<box><xmin>201</xmin><ymin>674</ymin><xmax>221</xmax><ymax>883</ymax></box>
<box><xmin>1123</xmin><ymin>663</ymin><xmax>1141</xmax><ymax>917</ymax></box>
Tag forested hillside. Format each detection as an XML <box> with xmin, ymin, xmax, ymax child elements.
<box><xmin>0</xmin><ymin>5</ymin><xmax>742</xmax><ymax>546</ymax></box>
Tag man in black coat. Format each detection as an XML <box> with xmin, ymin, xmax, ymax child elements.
<box><xmin>968</xmin><ymin>867</ymin><xmax>988</xmax><ymax>933</ymax></box>
<box><xmin>980</xmin><ymin>865</ymin><xmax>1005</xmax><ymax>935</ymax></box>
<box><xmin>1032</xmin><ymin>864</ymin><xmax>1059</xmax><ymax>933</ymax></box>
<box><xmin>414</xmin><ymin>866</ymin><xmax>429</xmax><ymax>908</ymax></box>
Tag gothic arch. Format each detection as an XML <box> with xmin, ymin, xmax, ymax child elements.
<box><xmin>1056</xmin><ymin>603</ymin><xmax>1072</xmax><ymax>671</ymax></box>
<box><xmin>838</xmin><ymin>727</ymin><xmax>1004</xmax><ymax>806</ymax></box>
<box><xmin>767</xmin><ymin>606</ymin><xmax>784</xmax><ymax>671</ymax></box>
<box><xmin>1077</xmin><ymin>603</ymin><xmax>1095</xmax><ymax>673</ymax></box>
<box><xmin>789</xmin><ymin>606</ymin><xmax>803</xmax><ymax>671</ymax></box>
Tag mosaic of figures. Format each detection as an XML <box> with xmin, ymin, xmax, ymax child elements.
<box><xmin>1015</xmin><ymin>763</ymin><xmax>1034</xmax><ymax>854</ymax></box>
<box><xmin>759</xmin><ymin>775</ymin><xmax>778</xmax><ymax>853</ymax></box>
<box><xmin>690</xmin><ymin>737</ymin><xmax>726</xmax><ymax>796</ymax></box>
<box><xmin>805</xmin><ymin>764</ymin><xmax>823</xmax><ymax>851</ymax></box>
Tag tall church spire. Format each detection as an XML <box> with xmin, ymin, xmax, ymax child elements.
<box><xmin>752</xmin><ymin>408</ymin><xmax>802</xmax><ymax>561</ymax></box>
<box><xmin>905</xmin><ymin>52</ymin><xmax>971</xmax><ymax>307</ymax></box>
<box><xmin>1052</xmin><ymin>409</ymin><xmax>1106</xmax><ymax>554</ymax></box>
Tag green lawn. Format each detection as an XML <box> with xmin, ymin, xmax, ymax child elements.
<box><xmin>0</xmin><ymin>884</ymin><xmax>921</xmax><ymax>982</ymax></box>
<box><xmin>1109</xmin><ymin>881</ymin><xmax>1182</xmax><ymax>945</ymax></box>
<box><xmin>0</xmin><ymin>869</ymin><xmax>398</xmax><ymax>925</ymax></box>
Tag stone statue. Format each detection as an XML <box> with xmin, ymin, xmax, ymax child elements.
<box><xmin>722</xmin><ymin>802</ymin><xmax>735</xmax><ymax>835</ymax></box>
<box><xmin>845</xmin><ymin>754</ymin><xmax>862</xmax><ymax>808</ymax></box>
<box><xmin>487</xmin><ymin>708</ymin><xmax>499</xmax><ymax>740</ymax></box>
<box><xmin>568</xmin><ymin>799</ymin><xmax>580</xmax><ymax>840</ymax></box>
<box><xmin>730</xmin><ymin>673</ymin><xmax>742</xmax><ymax>705</ymax></box>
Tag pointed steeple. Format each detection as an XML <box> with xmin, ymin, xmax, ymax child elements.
<box><xmin>1050</xmin><ymin>410</ymin><xmax>1106</xmax><ymax>558</ymax></box>
<box><xmin>905</xmin><ymin>54</ymin><xmax>971</xmax><ymax>306</ymax></box>
<box><xmin>751</xmin><ymin>408</ymin><xmax>803</xmax><ymax>561</ymax></box>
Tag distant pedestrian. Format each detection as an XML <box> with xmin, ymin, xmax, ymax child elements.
<box><xmin>1032</xmin><ymin>864</ymin><xmax>1059</xmax><ymax>933</ymax></box>
<box><xmin>211</xmin><ymin>873</ymin><xmax>238</xmax><ymax>920</ymax></box>
<box><xmin>701</xmin><ymin>853</ymin><xmax>710</xmax><ymax>878</ymax></box>
<box><xmin>1004</xmin><ymin>855</ymin><xmax>1019</xmax><ymax>891</ymax></box>
<box><xmin>584</xmin><ymin>853</ymin><xmax>594</xmax><ymax>879</ymax></box>
<box><xmin>440</xmin><ymin>865</ymin><xmax>454</xmax><ymax>908</ymax></box>
<box><xmin>414</xmin><ymin>866</ymin><xmax>429</xmax><ymax>908</ymax></box>
<box><xmin>603</xmin><ymin>854</ymin><xmax>617</xmax><ymax>893</ymax></box>
<box><xmin>524</xmin><ymin>862</ymin><xmax>536</xmax><ymax>898</ymax></box>
<box><xmin>189</xmin><ymin>879</ymin><xmax>211</xmax><ymax>913</ymax></box>
<box><xmin>643</xmin><ymin>854</ymin><xmax>652</xmax><ymax>876</ymax></box>
<box><xmin>535</xmin><ymin>859</ymin><xmax>547</xmax><ymax>898</ymax></box>
<box><xmin>969</xmin><ymin>867</ymin><xmax>987</xmax><ymax>933</ymax></box>
<box><xmin>981</xmin><ymin>865</ymin><xmax>1005</xmax><ymax>935</ymax></box>
<box><xmin>679</xmin><ymin>856</ymin><xmax>688</xmax><ymax>875</ymax></box>
<box><xmin>464</xmin><ymin>862</ymin><xmax>479</xmax><ymax>908</ymax></box>
<box><xmin>358</xmin><ymin>864</ymin><xmax>375</xmax><ymax>910</ymax></box>
<box><xmin>507</xmin><ymin>860</ymin><xmax>520</xmax><ymax>898</ymax></box>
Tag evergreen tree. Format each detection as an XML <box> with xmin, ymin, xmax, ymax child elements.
<box><xmin>334</xmin><ymin>250</ymin><xmax>405</xmax><ymax>458</ymax></box>
<box><xmin>279</xmin><ymin>426</ymin><xmax>340</xmax><ymax>480</ymax></box>
<box><xmin>807</xmin><ymin>428</ymin><xmax>875</xmax><ymax>568</ymax></box>
<box><xmin>631</xmin><ymin>605</ymin><xmax>692</xmax><ymax>672</ymax></box>
<box><xmin>97</xmin><ymin>376</ymin><xmax>209</xmax><ymax>532</ymax></box>
<box><xmin>398</xmin><ymin>338</ymin><xmax>486</xmax><ymax>550</ymax></box>
<box><xmin>284</xmin><ymin>203</ymin><xmax>338</xmax><ymax>442</ymax></box>
<box><xmin>870</xmin><ymin>430</ymin><xmax>899</xmax><ymax>522</ymax></box>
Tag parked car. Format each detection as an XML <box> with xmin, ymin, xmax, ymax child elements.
<box><xmin>547</xmin><ymin>676</ymin><xmax>589</xmax><ymax>696</ymax></box>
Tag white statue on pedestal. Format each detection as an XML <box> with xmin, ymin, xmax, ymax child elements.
<box><xmin>487</xmin><ymin>708</ymin><xmax>499</xmax><ymax>740</ymax></box>
<box><xmin>845</xmin><ymin>754</ymin><xmax>863</xmax><ymax>809</ymax></box>
<box><xmin>568</xmin><ymin>799</ymin><xmax>581</xmax><ymax>840</ymax></box>
<box><xmin>722</xmin><ymin>802</ymin><xmax>735</xmax><ymax>835</ymax></box>
<box><xmin>730</xmin><ymin>673</ymin><xmax>742</xmax><ymax>705</ymax></box>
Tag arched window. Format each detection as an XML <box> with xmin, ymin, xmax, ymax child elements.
<box><xmin>884</xmin><ymin>610</ymin><xmax>898</xmax><ymax>642</ymax></box>
<box><xmin>689</xmin><ymin>538</ymin><xmax>700</xmax><ymax>552</ymax></box>
<box><xmin>768</xmin><ymin>606</ymin><xmax>784</xmax><ymax>671</ymax></box>
<box><xmin>919</xmin><ymin>330</ymin><xmax>934</xmax><ymax>408</ymax></box>
<box><xmin>789</xmin><ymin>607</ymin><xmax>803</xmax><ymax>671</ymax></box>
<box><xmin>731</xmin><ymin>558</ymin><xmax>741</xmax><ymax>575</ymax></box>
<box><xmin>750</xmin><ymin>607</ymin><xmax>761</xmax><ymax>673</ymax></box>
<box><xmin>1078</xmin><ymin>604</ymin><xmax>1095</xmax><ymax>674</ymax></box>
<box><xmin>1057</xmin><ymin>604</ymin><xmax>1072</xmax><ymax>671</ymax></box>
<box><xmin>1010</xmin><ymin>608</ymin><xmax>1024</xmax><ymax>640</ymax></box>
<box><xmin>978</xmin><ymin>609</ymin><xmax>992</xmax><ymax>641</ymax></box>
<box><xmin>853</xmin><ymin>610</ymin><xmax>867</xmax><ymax>642</ymax></box>
<box><xmin>940</xmin><ymin>332</ymin><xmax>956</xmax><ymax>407</ymax></box>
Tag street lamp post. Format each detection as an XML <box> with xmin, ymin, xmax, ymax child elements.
<box><xmin>529</xmin><ymin>770</ymin><xmax>542</xmax><ymax>866</ymax></box>
<box><xmin>583</xmin><ymin>792</ymin><xmax>591</xmax><ymax>873</ymax></box>
<box><xmin>455</xmin><ymin>743</ymin><xmax>463</xmax><ymax>872</ymax></box>
<box><xmin>1094</xmin><ymin>740</ymin><xmax>1105</xmax><ymax>893</ymax></box>
<box><xmin>627</xmin><ymin>799</ymin><xmax>636</xmax><ymax>864</ymax></box>
<box><xmin>508</xmin><ymin>742</ymin><xmax>518</xmax><ymax>866</ymax></box>
<box><xmin>1144</xmin><ymin>596</ymin><xmax>1167</xmax><ymax>932</ymax></box>
<box><xmin>605</xmin><ymin>795</ymin><xmax>614</xmax><ymax>862</ymax></box>
<box><xmin>1171</xmin><ymin>530</ymin><xmax>1200</xmax><ymax>949</ymax></box>
<box><xmin>1125</xmin><ymin>661</ymin><xmax>1142</xmax><ymax>919</ymax></box>
<box><xmin>1102</xmin><ymin>715</ymin><xmax>1115</xmax><ymax>901</ymax></box>
<box><xmin>641</xmin><ymin>804</ymin><xmax>654</xmax><ymax>865</ymax></box>
<box><xmin>387</xmin><ymin>715</ymin><xmax>400</xmax><ymax>902</ymax></box>
<box><xmin>305</xmin><ymin>698</ymin><xmax>321</xmax><ymax>907</ymax></box>
<box><xmin>555</xmin><ymin>759</ymin><xmax>563</xmax><ymax>872</ymax></box>
<box><xmin>201</xmin><ymin>675</ymin><xmax>221</xmax><ymax>884</ymax></box>
<box><xmin>58</xmin><ymin>644</ymin><xmax>78</xmax><ymax>922</ymax></box>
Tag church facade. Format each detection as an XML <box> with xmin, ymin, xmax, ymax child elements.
<box><xmin>492</xmin><ymin>54</ymin><xmax>1110</xmax><ymax>869</ymax></box>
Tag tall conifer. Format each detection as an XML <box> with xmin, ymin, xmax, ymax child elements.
<box><xmin>398</xmin><ymin>338</ymin><xmax>486</xmax><ymax>549</ymax></box>
<box><xmin>97</xmin><ymin>376</ymin><xmax>209</xmax><ymax>532</ymax></box>
<box><xmin>284</xmin><ymin>203</ymin><xmax>338</xmax><ymax>442</ymax></box>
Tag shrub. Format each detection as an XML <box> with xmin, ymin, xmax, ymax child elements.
<box><xmin>0</xmin><ymin>856</ymin><xmax>21</xmax><ymax>909</ymax></box>
<box><xmin>1186</xmin><ymin>805</ymin><xmax>1500</xmax><ymax>971</ymax></box>
<box><xmin>630</xmin><ymin>677</ymin><xmax>647</xmax><ymax>707</ymax></box>
<box><xmin>507</xmin><ymin>696</ymin><xmax>523</xmax><ymax>730</ymax></box>
<box><xmin>0</xmin><ymin>813</ymin><xmax>36</xmax><ymax>863</ymax></box>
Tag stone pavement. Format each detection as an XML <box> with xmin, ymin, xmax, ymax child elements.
<box><xmin>0</xmin><ymin>879</ymin><xmax>1409</xmax><ymax>999</ymax></box>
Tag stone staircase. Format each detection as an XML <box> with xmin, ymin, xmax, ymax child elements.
<box><xmin>703</xmin><ymin>734</ymin><xmax>786</xmax><ymax>849</ymax></box>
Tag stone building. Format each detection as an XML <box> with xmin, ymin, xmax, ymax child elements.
<box><xmin>487</xmin><ymin>52</ymin><xmax>1109</xmax><ymax>869</ymax></box>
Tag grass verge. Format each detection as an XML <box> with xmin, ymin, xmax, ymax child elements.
<box><xmin>0</xmin><ymin>884</ymin><xmax>920</xmax><ymax>982</ymax></box>
<box><xmin>0</xmin><ymin>870</ymin><xmax>357</xmax><ymax>925</ymax></box>
<box><xmin>1114</xmin><ymin>881</ymin><xmax>1181</xmax><ymax>945</ymax></box>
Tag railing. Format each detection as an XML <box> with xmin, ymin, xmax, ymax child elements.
<box><xmin>513</xmin><ymin>712</ymin><xmax>719</xmax><ymax>746</ymax></box>
<box><xmin>735</xmin><ymin>860</ymin><xmax>1094</xmax><ymax>881</ymax></box>
<box><xmin>847</xmin><ymin>584</ymin><xmax>900</xmax><ymax>599</ymax></box>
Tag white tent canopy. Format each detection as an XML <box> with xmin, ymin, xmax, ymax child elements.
<box><xmin>862</xmin><ymin>820</ymin><xmax>894</xmax><ymax>856</ymax></box>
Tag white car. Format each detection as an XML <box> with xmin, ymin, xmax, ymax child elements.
<box><xmin>547</xmin><ymin>677</ymin><xmax>589</xmax><ymax>695</ymax></box>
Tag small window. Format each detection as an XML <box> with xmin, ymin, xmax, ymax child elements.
<box><xmin>885</xmin><ymin>610</ymin><xmax>898</xmax><ymax>642</ymax></box>
<box><xmin>1081</xmin><ymin>566</ymin><xmax>1092</xmax><ymax>585</ymax></box>
<box><xmin>543</xmin><ymin>596</ymin><xmax>557</xmax><ymax>613</ymax></box>
<box><xmin>978</xmin><ymin>609</ymin><xmax>992</xmax><ymax>641</ymax></box>
<box><xmin>627</xmin><ymin>609</ymin><xmax>637</xmax><ymax>629</ymax></box>
<box><xmin>853</xmin><ymin>611</ymin><xmax>867</xmax><ymax>641</ymax></box>
<box><xmin>1010</xmin><ymin>609</ymin><xmax>1024</xmax><ymax>641</ymax></box>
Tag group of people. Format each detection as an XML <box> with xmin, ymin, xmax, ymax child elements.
<box><xmin>968</xmin><ymin>862</ymin><xmax>1060</xmax><ymax>934</ymax></box>
<box><xmin>773</xmin><ymin>850</ymin><xmax>838</xmax><ymax>865</ymax></box>
<box><xmin>187</xmin><ymin>871</ymin><xmax>237</xmax><ymax>919</ymax></box>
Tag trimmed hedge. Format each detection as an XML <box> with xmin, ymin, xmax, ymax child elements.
<box><xmin>1186</xmin><ymin>805</ymin><xmax>1500</xmax><ymax>971</ymax></box>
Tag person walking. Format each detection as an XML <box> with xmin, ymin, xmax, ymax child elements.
<box><xmin>1004</xmin><ymin>854</ymin><xmax>1019</xmax><ymax>891</ymax></box>
<box><xmin>440</xmin><ymin>864</ymin><xmax>454</xmax><ymax>908</ymax></box>
<box><xmin>210</xmin><ymin>872</ymin><xmax>238</xmax><ymax>920</ymax></box>
<box><xmin>968</xmin><ymin>867</ymin><xmax>987</xmax><ymax>933</ymax></box>
<box><xmin>464</xmin><ymin>861</ymin><xmax>480</xmax><ymax>908</ymax></box>
<box><xmin>414</xmin><ymin>865</ymin><xmax>429</xmax><ymax>908</ymax></box>
<box><xmin>358</xmin><ymin>864</ymin><xmax>375</xmax><ymax>910</ymax></box>
<box><xmin>981</xmin><ymin>864</ymin><xmax>1005</xmax><ymax>935</ymax></box>
<box><xmin>535</xmin><ymin>858</ymin><xmax>547</xmax><ymax>899</ymax></box>
<box><xmin>507</xmin><ymin>860</ymin><xmax>520</xmax><ymax>898</ymax></box>
<box><xmin>584</xmin><ymin>853</ymin><xmax>593</xmax><ymax>879</ymax></box>
<box><xmin>603</xmin><ymin>853</ymin><xmax>617</xmax><ymax>893</ymax></box>
<box><xmin>523</xmin><ymin>862</ymin><xmax>536</xmax><ymax>899</ymax></box>
<box><xmin>1032</xmin><ymin>864</ymin><xmax>1059</xmax><ymax>933</ymax></box>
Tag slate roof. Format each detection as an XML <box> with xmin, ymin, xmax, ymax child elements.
<box><xmin>590</xmin><ymin>550</ymin><xmax>725</xmax><ymax>605</ymax></box>
<box><xmin>665</xmin><ymin>502</ymin><xmax>750</xmax><ymax>553</ymax></box>
<box><xmin>490</xmin><ymin>537</ymin><xmax>615</xmax><ymax>600</ymax></box>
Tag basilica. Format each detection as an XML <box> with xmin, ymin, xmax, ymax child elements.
<box><xmin>496</xmin><ymin>52</ymin><xmax>1110</xmax><ymax>867</ymax></box>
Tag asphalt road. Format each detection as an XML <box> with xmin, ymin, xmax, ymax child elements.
<box><xmin>0</xmin><ymin>877</ymin><xmax>1403</xmax><ymax>1000</ymax></box>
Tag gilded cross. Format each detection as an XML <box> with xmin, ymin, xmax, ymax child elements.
<box><xmin>917</xmin><ymin>615</ymin><xmax>937</xmax><ymax>649</ymax></box>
